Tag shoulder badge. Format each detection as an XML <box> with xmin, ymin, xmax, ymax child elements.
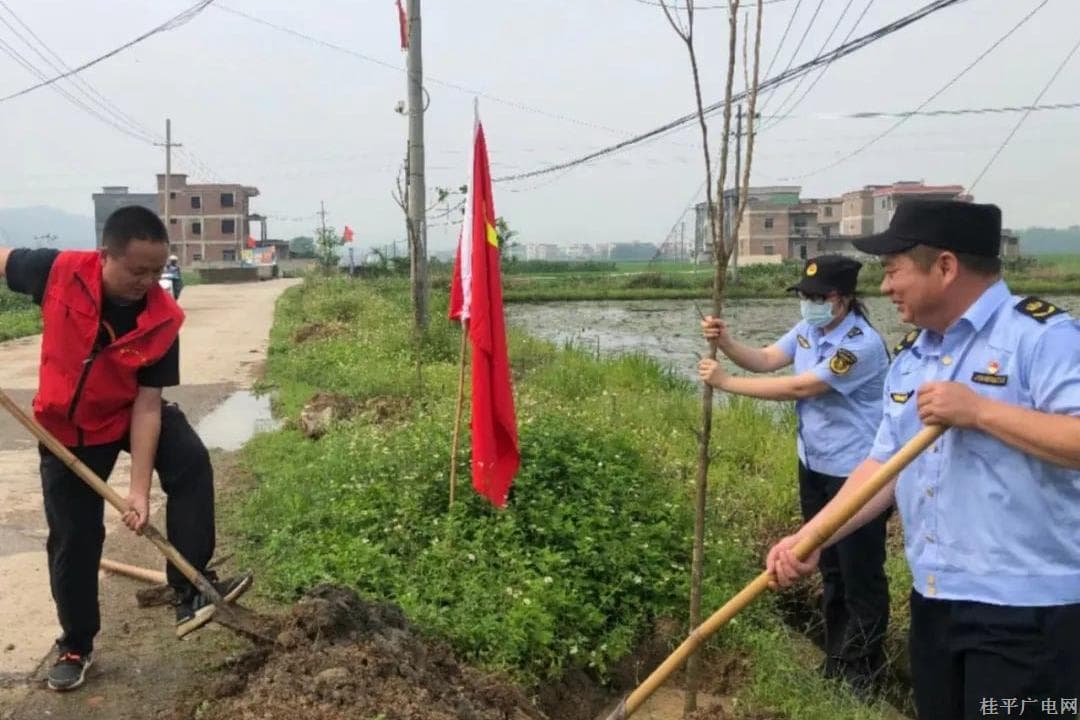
<box><xmin>797</xmin><ymin>334</ymin><xmax>811</xmax><ymax>349</ymax></box>
<box><xmin>1015</xmin><ymin>296</ymin><xmax>1065</xmax><ymax>323</ymax></box>
<box><xmin>846</xmin><ymin>326</ymin><xmax>864</xmax><ymax>339</ymax></box>
<box><xmin>893</xmin><ymin>329</ymin><xmax>921</xmax><ymax>354</ymax></box>
<box><xmin>829</xmin><ymin>348</ymin><xmax>858</xmax><ymax>376</ymax></box>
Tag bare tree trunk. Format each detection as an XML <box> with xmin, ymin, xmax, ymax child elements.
<box><xmin>659</xmin><ymin>1</ymin><xmax>762</xmax><ymax>714</ymax></box>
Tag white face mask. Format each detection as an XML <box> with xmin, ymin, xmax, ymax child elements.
<box><xmin>800</xmin><ymin>299</ymin><xmax>835</xmax><ymax>328</ymax></box>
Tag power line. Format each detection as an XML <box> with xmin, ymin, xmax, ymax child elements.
<box><xmin>0</xmin><ymin>0</ymin><xmax>217</xmax><ymax>103</ymax></box>
<box><xmin>0</xmin><ymin>34</ymin><xmax>155</xmax><ymax>143</ymax></box>
<box><xmin>840</xmin><ymin>99</ymin><xmax>1080</xmax><ymax>119</ymax></box>
<box><xmin>758</xmin><ymin>0</ymin><xmax>826</xmax><ymax>113</ymax></box>
<box><xmin>761</xmin><ymin>0</ymin><xmax>805</xmax><ymax>84</ymax></box>
<box><xmin>0</xmin><ymin>2</ymin><xmax>226</xmax><ymax>183</ymax></box>
<box><xmin>629</xmin><ymin>0</ymin><xmax>793</xmax><ymax>9</ymax></box>
<box><xmin>764</xmin><ymin>0</ymin><xmax>876</xmax><ymax>129</ymax></box>
<box><xmin>969</xmin><ymin>33</ymin><xmax>1080</xmax><ymax>191</ymax></box>
<box><xmin>764</xmin><ymin>0</ymin><xmax>860</xmax><ymax>124</ymax></box>
<box><xmin>494</xmin><ymin>0</ymin><xmax>969</xmax><ymax>183</ymax></box>
<box><xmin>0</xmin><ymin>1</ymin><xmax>159</xmax><ymax>143</ymax></box>
<box><xmin>214</xmin><ymin>3</ymin><xmax>631</xmax><ymax>137</ymax></box>
<box><xmin>780</xmin><ymin>0</ymin><xmax>1049</xmax><ymax>180</ymax></box>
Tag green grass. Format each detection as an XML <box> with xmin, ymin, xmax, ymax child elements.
<box><xmin>498</xmin><ymin>256</ymin><xmax>1080</xmax><ymax>303</ymax></box>
<box><xmin>227</xmin><ymin>276</ymin><xmax>911</xmax><ymax>718</ymax></box>
<box><xmin>1034</xmin><ymin>253</ymin><xmax>1080</xmax><ymax>273</ymax></box>
<box><xmin>0</xmin><ymin>287</ymin><xmax>41</xmax><ymax>341</ymax></box>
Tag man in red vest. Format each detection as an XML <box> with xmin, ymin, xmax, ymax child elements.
<box><xmin>0</xmin><ymin>206</ymin><xmax>250</xmax><ymax>692</ymax></box>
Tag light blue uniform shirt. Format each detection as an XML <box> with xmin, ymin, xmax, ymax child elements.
<box><xmin>869</xmin><ymin>280</ymin><xmax>1080</xmax><ymax>606</ymax></box>
<box><xmin>776</xmin><ymin>310</ymin><xmax>889</xmax><ymax>478</ymax></box>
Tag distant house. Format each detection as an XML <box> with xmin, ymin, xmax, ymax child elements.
<box><xmin>93</xmin><ymin>175</ymin><xmax>261</xmax><ymax>266</ymax></box>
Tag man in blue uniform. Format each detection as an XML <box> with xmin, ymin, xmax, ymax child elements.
<box><xmin>767</xmin><ymin>200</ymin><xmax>1080</xmax><ymax>719</ymax></box>
<box><xmin>699</xmin><ymin>254</ymin><xmax>891</xmax><ymax>693</ymax></box>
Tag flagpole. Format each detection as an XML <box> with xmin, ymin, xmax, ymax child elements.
<box><xmin>449</xmin><ymin>318</ymin><xmax>468</xmax><ymax>508</ymax></box>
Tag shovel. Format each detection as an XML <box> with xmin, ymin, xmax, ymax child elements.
<box><xmin>603</xmin><ymin>424</ymin><xmax>947</xmax><ymax>720</ymax></box>
<box><xmin>0</xmin><ymin>387</ymin><xmax>275</xmax><ymax>643</ymax></box>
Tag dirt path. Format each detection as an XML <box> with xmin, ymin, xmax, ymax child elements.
<box><xmin>0</xmin><ymin>279</ymin><xmax>298</xmax><ymax>719</ymax></box>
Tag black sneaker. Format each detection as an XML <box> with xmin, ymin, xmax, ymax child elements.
<box><xmin>47</xmin><ymin>651</ymin><xmax>92</xmax><ymax>691</ymax></box>
<box><xmin>175</xmin><ymin>572</ymin><xmax>253</xmax><ymax>638</ymax></box>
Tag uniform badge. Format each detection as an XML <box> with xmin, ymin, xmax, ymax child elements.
<box><xmin>986</xmin><ymin>360</ymin><xmax>1000</xmax><ymax>375</ymax></box>
<box><xmin>890</xmin><ymin>391</ymin><xmax>912</xmax><ymax>404</ymax></box>
<box><xmin>1015</xmin><ymin>296</ymin><xmax>1065</xmax><ymax>323</ymax></box>
<box><xmin>972</xmin><ymin>372</ymin><xmax>1008</xmax><ymax>386</ymax></box>
<box><xmin>797</xmin><ymin>334</ymin><xmax>811</xmax><ymax>349</ymax></box>
<box><xmin>805</xmin><ymin>262</ymin><xmax>818</xmax><ymax>277</ymax></box>
<box><xmin>829</xmin><ymin>348</ymin><xmax>858</xmax><ymax>376</ymax></box>
<box><xmin>846</xmin><ymin>326</ymin><xmax>863</xmax><ymax>339</ymax></box>
<box><xmin>893</xmin><ymin>329</ymin><xmax>920</xmax><ymax>354</ymax></box>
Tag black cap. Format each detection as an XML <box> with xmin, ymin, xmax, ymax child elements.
<box><xmin>787</xmin><ymin>254</ymin><xmax>862</xmax><ymax>296</ymax></box>
<box><xmin>852</xmin><ymin>199</ymin><xmax>1002</xmax><ymax>257</ymax></box>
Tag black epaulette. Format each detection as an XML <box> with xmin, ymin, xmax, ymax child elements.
<box><xmin>1014</xmin><ymin>296</ymin><xmax>1066</xmax><ymax>323</ymax></box>
<box><xmin>893</xmin><ymin>329</ymin><xmax>920</xmax><ymax>354</ymax></box>
<box><xmin>846</xmin><ymin>325</ymin><xmax>864</xmax><ymax>339</ymax></box>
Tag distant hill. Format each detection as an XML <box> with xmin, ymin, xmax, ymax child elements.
<box><xmin>1015</xmin><ymin>226</ymin><xmax>1080</xmax><ymax>255</ymax></box>
<box><xmin>0</xmin><ymin>206</ymin><xmax>95</xmax><ymax>249</ymax></box>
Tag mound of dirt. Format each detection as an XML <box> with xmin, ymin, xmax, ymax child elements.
<box><xmin>176</xmin><ymin>585</ymin><xmax>547</xmax><ymax>720</ymax></box>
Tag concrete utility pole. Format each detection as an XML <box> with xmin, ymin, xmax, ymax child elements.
<box><xmin>155</xmin><ymin>119</ymin><xmax>182</xmax><ymax>260</ymax></box>
<box><xmin>406</xmin><ymin>0</ymin><xmax>428</xmax><ymax>329</ymax></box>
<box><xmin>319</xmin><ymin>200</ymin><xmax>328</xmax><ymax>238</ymax></box>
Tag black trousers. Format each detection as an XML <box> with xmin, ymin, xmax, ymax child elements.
<box><xmin>39</xmin><ymin>402</ymin><xmax>215</xmax><ymax>656</ymax></box>
<box><xmin>910</xmin><ymin>590</ymin><xmax>1080</xmax><ymax>720</ymax></box>
<box><xmin>798</xmin><ymin>461</ymin><xmax>890</xmax><ymax>680</ymax></box>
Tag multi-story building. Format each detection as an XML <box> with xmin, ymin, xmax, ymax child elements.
<box><xmin>158</xmin><ymin>174</ymin><xmax>260</xmax><ymax>264</ymax></box>
<box><xmin>840</xmin><ymin>185</ymin><xmax>885</xmax><ymax>237</ymax></box>
<box><xmin>871</xmin><ymin>181</ymin><xmax>968</xmax><ymax>233</ymax></box>
<box><xmin>694</xmin><ymin>181</ymin><xmax>978</xmax><ymax>263</ymax></box>
<box><xmin>525</xmin><ymin>243</ymin><xmax>562</xmax><ymax>261</ymax></box>
<box><xmin>93</xmin><ymin>176</ymin><xmax>260</xmax><ymax>265</ymax></box>
<box><xmin>92</xmin><ymin>186</ymin><xmax>160</xmax><ymax>245</ymax></box>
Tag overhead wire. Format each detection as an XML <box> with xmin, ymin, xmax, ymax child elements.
<box><xmin>493</xmin><ymin>0</ymin><xmax>969</xmax><ymax>183</ymax></box>
<box><xmin>0</xmin><ymin>34</ymin><xmax>156</xmax><ymax>143</ymax></box>
<box><xmin>760</xmin><ymin>0</ymin><xmax>805</xmax><ymax>85</ymax></box>
<box><xmin>969</xmin><ymin>33</ymin><xmax>1080</xmax><ymax>191</ymax></box>
<box><xmin>0</xmin><ymin>1</ymin><xmax>226</xmax><ymax>182</ymax></box>
<box><xmin>758</xmin><ymin>0</ymin><xmax>825</xmax><ymax>113</ymax></box>
<box><xmin>213</xmin><ymin>3</ymin><xmax>632</xmax><ymax>138</ymax></box>
<box><xmin>763</xmin><ymin>0</ymin><xmax>861</xmax><ymax>125</ymax></box>
<box><xmin>779</xmin><ymin>0</ymin><xmax>1051</xmax><ymax>180</ymax></box>
<box><xmin>0</xmin><ymin>1</ymin><xmax>159</xmax><ymax>143</ymax></box>
<box><xmin>0</xmin><ymin>0</ymin><xmax>217</xmax><ymax>103</ymax></box>
<box><xmin>762</xmin><ymin>0</ymin><xmax>875</xmax><ymax>130</ymax></box>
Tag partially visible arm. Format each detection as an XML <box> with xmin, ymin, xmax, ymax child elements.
<box><xmin>125</xmin><ymin>386</ymin><xmax>162</xmax><ymax>532</ymax></box>
<box><xmin>769</xmin><ymin>458</ymin><xmax>896</xmax><ymax>587</ymax></box>
<box><xmin>720</xmin><ymin>340</ymin><xmax>793</xmax><ymax>373</ymax></box>
<box><xmin>0</xmin><ymin>247</ymin><xmax>12</xmax><ymax>277</ymax></box>
<box><xmin>973</xmin><ymin>399</ymin><xmax>1080</xmax><ymax>468</ymax></box>
<box><xmin>716</xmin><ymin>369</ymin><xmax>831</xmax><ymax>401</ymax></box>
<box><xmin>918</xmin><ymin>321</ymin><xmax>1080</xmax><ymax>469</ymax></box>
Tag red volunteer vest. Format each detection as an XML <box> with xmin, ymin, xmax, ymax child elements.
<box><xmin>34</xmin><ymin>251</ymin><xmax>184</xmax><ymax>446</ymax></box>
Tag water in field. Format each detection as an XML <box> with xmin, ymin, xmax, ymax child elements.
<box><xmin>506</xmin><ymin>295</ymin><xmax>1079</xmax><ymax>383</ymax></box>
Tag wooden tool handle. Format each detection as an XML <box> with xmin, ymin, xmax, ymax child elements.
<box><xmin>0</xmin><ymin>387</ymin><xmax>231</xmax><ymax>616</ymax></box>
<box><xmin>605</xmin><ymin>424</ymin><xmax>947</xmax><ymax>720</ymax></box>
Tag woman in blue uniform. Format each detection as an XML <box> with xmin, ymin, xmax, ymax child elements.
<box><xmin>698</xmin><ymin>254</ymin><xmax>891</xmax><ymax>695</ymax></box>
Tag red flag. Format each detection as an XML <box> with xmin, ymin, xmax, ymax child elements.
<box><xmin>396</xmin><ymin>0</ymin><xmax>408</xmax><ymax>50</ymax></box>
<box><xmin>343</xmin><ymin>225</ymin><xmax>355</xmax><ymax>243</ymax></box>
<box><xmin>449</xmin><ymin>121</ymin><xmax>519</xmax><ymax>507</ymax></box>
<box><xmin>246</xmin><ymin>236</ymin><xmax>256</xmax><ymax>249</ymax></box>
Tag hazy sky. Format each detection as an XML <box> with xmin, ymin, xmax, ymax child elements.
<box><xmin>1</xmin><ymin>0</ymin><xmax>1078</xmax><ymax>253</ymax></box>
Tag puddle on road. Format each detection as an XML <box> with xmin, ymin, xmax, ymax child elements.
<box><xmin>195</xmin><ymin>391</ymin><xmax>281</xmax><ymax>452</ymax></box>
